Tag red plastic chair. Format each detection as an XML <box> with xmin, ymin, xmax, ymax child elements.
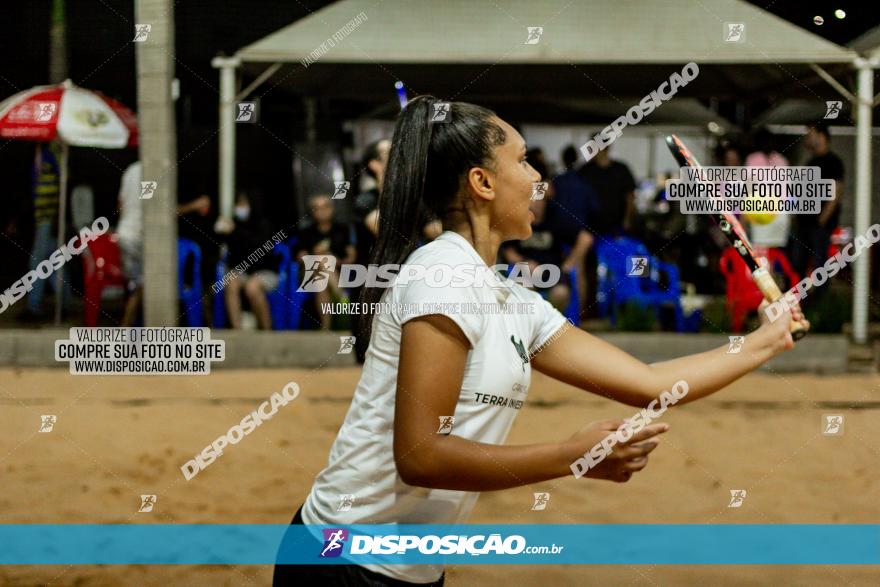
<box><xmin>81</xmin><ymin>233</ymin><xmax>127</xmax><ymax>326</ymax></box>
<box><xmin>719</xmin><ymin>247</ymin><xmax>800</xmax><ymax>332</ymax></box>
<box><xmin>765</xmin><ymin>248</ymin><xmax>800</xmax><ymax>290</ymax></box>
<box><xmin>827</xmin><ymin>226</ymin><xmax>850</xmax><ymax>259</ymax></box>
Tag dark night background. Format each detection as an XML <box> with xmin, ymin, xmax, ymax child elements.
<box><xmin>0</xmin><ymin>0</ymin><xmax>876</xmax><ymax>287</ymax></box>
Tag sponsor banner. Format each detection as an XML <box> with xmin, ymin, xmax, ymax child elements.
<box><xmin>1</xmin><ymin>524</ymin><xmax>878</xmax><ymax>564</ymax></box>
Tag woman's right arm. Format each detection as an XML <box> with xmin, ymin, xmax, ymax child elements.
<box><xmin>393</xmin><ymin>315</ymin><xmax>666</xmax><ymax>491</ymax></box>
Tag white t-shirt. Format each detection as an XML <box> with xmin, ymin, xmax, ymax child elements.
<box><xmin>301</xmin><ymin>230</ymin><xmax>568</xmax><ymax>583</ymax></box>
<box><xmin>745</xmin><ymin>152</ymin><xmax>791</xmax><ymax>248</ymax></box>
<box><xmin>116</xmin><ymin>161</ymin><xmax>142</xmax><ymax>247</ymax></box>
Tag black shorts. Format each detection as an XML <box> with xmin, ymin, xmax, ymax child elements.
<box><xmin>272</xmin><ymin>505</ymin><xmax>446</xmax><ymax>587</ymax></box>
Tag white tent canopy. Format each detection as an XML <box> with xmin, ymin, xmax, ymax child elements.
<box><xmin>218</xmin><ymin>0</ymin><xmax>876</xmax><ymax>343</ymax></box>
<box><xmin>850</xmin><ymin>23</ymin><xmax>880</xmax><ymax>59</ymax></box>
<box><xmin>237</xmin><ymin>0</ymin><xmax>854</xmax><ymax>64</ymax></box>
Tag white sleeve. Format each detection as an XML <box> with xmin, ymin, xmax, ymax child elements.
<box><xmin>397</xmin><ymin>278</ymin><xmax>487</xmax><ymax>348</ymax></box>
<box><xmin>120</xmin><ymin>163</ymin><xmax>141</xmax><ymax>207</ymax></box>
<box><xmin>526</xmin><ymin>291</ymin><xmax>570</xmax><ymax>355</ymax></box>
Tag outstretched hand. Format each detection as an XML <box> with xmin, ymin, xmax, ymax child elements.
<box><xmin>565</xmin><ymin>419</ymin><xmax>668</xmax><ymax>483</ymax></box>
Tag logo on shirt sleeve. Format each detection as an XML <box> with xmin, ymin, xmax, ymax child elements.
<box><xmin>510</xmin><ymin>335</ymin><xmax>529</xmax><ymax>372</ymax></box>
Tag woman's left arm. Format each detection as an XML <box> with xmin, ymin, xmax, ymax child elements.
<box><xmin>531</xmin><ymin>301</ymin><xmax>807</xmax><ymax>407</ymax></box>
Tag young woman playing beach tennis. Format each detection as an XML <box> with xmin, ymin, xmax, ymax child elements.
<box><xmin>273</xmin><ymin>96</ymin><xmax>807</xmax><ymax>586</ymax></box>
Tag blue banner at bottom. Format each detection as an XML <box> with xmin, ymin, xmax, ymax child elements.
<box><xmin>1</xmin><ymin>525</ymin><xmax>877</xmax><ymax>565</ymax></box>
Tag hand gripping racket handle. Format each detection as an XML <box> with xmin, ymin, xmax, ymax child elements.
<box><xmin>751</xmin><ymin>268</ymin><xmax>808</xmax><ymax>341</ymax></box>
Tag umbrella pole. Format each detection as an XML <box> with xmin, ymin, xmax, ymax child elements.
<box><xmin>54</xmin><ymin>142</ymin><xmax>68</xmax><ymax>326</ymax></box>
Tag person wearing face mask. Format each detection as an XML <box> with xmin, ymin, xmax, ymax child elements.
<box><xmin>215</xmin><ymin>191</ymin><xmax>280</xmax><ymax>329</ymax></box>
<box><xmin>234</xmin><ymin>201</ymin><xmax>250</xmax><ymax>222</ymax></box>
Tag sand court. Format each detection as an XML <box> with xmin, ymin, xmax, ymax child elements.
<box><xmin>0</xmin><ymin>367</ymin><xmax>877</xmax><ymax>586</ymax></box>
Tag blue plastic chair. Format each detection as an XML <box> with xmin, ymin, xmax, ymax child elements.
<box><xmin>557</xmin><ymin>245</ymin><xmax>581</xmax><ymax>325</ymax></box>
<box><xmin>595</xmin><ymin>236</ymin><xmax>642</xmax><ymax>319</ymax></box>
<box><xmin>594</xmin><ymin>237</ymin><xmax>685</xmax><ymax>331</ymax></box>
<box><xmin>289</xmin><ymin>261</ymin><xmax>307</xmax><ymax>329</ymax></box>
<box><xmin>212</xmin><ymin>247</ymin><xmax>229</xmax><ymax>328</ymax></box>
<box><xmin>638</xmin><ymin>258</ymin><xmax>685</xmax><ymax>332</ymax></box>
<box><xmin>265</xmin><ymin>242</ymin><xmax>292</xmax><ymax>329</ymax></box>
<box><xmin>562</xmin><ymin>266</ymin><xmax>580</xmax><ymax>325</ymax></box>
<box><xmin>286</xmin><ymin>237</ymin><xmax>320</xmax><ymax>330</ymax></box>
<box><xmin>213</xmin><ymin>238</ymin><xmax>297</xmax><ymax>330</ymax></box>
<box><xmin>177</xmin><ymin>238</ymin><xmax>204</xmax><ymax>327</ymax></box>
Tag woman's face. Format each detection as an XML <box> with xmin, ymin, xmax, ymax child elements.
<box><xmin>484</xmin><ymin>117</ymin><xmax>541</xmax><ymax>240</ymax></box>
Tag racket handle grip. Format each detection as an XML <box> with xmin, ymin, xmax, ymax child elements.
<box><xmin>752</xmin><ymin>268</ymin><xmax>808</xmax><ymax>340</ymax></box>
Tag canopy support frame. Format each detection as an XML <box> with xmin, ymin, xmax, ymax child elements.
<box><xmin>211</xmin><ymin>56</ymin><xmax>241</xmax><ymax>220</ymax></box>
<box><xmin>851</xmin><ymin>56</ymin><xmax>878</xmax><ymax>345</ymax></box>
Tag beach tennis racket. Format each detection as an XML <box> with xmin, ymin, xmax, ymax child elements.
<box><xmin>665</xmin><ymin>134</ymin><xmax>807</xmax><ymax>340</ymax></box>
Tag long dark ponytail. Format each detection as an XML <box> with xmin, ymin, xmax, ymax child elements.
<box><xmin>355</xmin><ymin>95</ymin><xmax>506</xmax><ymax>342</ymax></box>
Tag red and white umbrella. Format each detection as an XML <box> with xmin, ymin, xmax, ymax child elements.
<box><xmin>0</xmin><ymin>79</ymin><xmax>137</xmax><ymax>147</ymax></box>
<box><xmin>0</xmin><ymin>79</ymin><xmax>138</xmax><ymax>323</ymax></box>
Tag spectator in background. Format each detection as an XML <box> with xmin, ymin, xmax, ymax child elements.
<box><xmin>178</xmin><ymin>194</ymin><xmax>211</xmax><ymax>226</ymax></box>
<box><xmin>721</xmin><ymin>143</ymin><xmax>743</xmax><ymax>167</ymax></box>
<box><xmin>578</xmin><ymin>141</ymin><xmax>636</xmax><ymax>238</ymax></box>
<box><xmin>20</xmin><ymin>142</ymin><xmax>72</xmax><ymax>322</ymax></box>
<box><xmin>526</xmin><ymin>147</ymin><xmax>551</xmax><ymax>176</ymax></box>
<box><xmin>116</xmin><ymin>160</ymin><xmax>144</xmax><ymax>327</ymax></box>
<box><xmin>577</xmin><ymin>141</ymin><xmax>635</xmax><ymax>319</ymax></box>
<box><xmin>118</xmin><ymin>161</ymin><xmax>218</xmax><ymax>326</ymax></box>
<box><xmin>295</xmin><ymin>194</ymin><xmax>356</xmax><ymax>330</ymax></box>
<box><xmin>353</xmin><ymin>140</ymin><xmax>389</xmax><ymax>361</ymax></box>
<box><xmin>215</xmin><ymin>191</ymin><xmax>279</xmax><ymax>330</ymax></box>
<box><xmin>352</xmin><ymin>140</ymin><xmax>440</xmax><ymax>359</ymax></box>
<box><xmin>744</xmin><ymin>129</ymin><xmax>790</xmax><ymax>250</ymax></box>
<box><xmin>359</xmin><ymin>140</ymin><xmax>443</xmax><ymax>246</ymax></box>
<box><xmin>353</xmin><ymin>139</ymin><xmax>390</xmax><ymax>264</ymax></box>
<box><xmin>502</xmin><ymin>157</ymin><xmax>593</xmax><ymax>312</ymax></box>
<box><xmin>640</xmin><ymin>170</ymin><xmax>686</xmax><ymax>254</ymax></box>
<box><xmin>551</xmin><ymin>145</ymin><xmax>599</xmax><ymax>235</ymax></box>
<box><xmin>792</xmin><ymin>122</ymin><xmax>844</xmax><ymax>277</ymax></box>
<box><xmin>550</xmin><ymin>147</ymin><xmax>597</xmax><ymax>314</ymax></box>
<box><xmin>178</xmin><ymin>191</ymin><xmax>214</xmax><ymax>304</ymax></box>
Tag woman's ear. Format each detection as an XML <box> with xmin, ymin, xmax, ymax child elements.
<box><xmin>465</xmin><ymin>166</ymin><xmax>495</xmax><ymax>203</ymax></box>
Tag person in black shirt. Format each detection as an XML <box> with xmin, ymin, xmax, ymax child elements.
<box><xmin>578</xmin><ymin>142</ymin><xmax>637</xmax><ymax>238</ymax></box>
<box><xmin>792</xmin><ymin>122</ymin><xmax>845</xmax><ymax>277</ymax></box>
<box><xmin>216</xmin><ymin>191</ymin><xmax>280</xmax><ymax>330</ymax></box>
<box><xmin>552</xmin><ymin>146</ymin><xmax>599</xmax><ymax>236</ymax></box>
<box><xmin>353</xmin><ymin>139</ymin><xmax>390</xmax><ymax>266</ymax></box>
<box><xmin>295</xmin><ymin>194</ymin><xmax>355</xmax><ymax>330</ymax></box>
<box><xmin>352</xmin><ymin>140</ymin><xmax>389</xmax><ymax>360</ymax></box>
<box><xmin>501</xmin><ymin>177</ymin><xmax>593</xmax><ymax>311</ymax></box>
